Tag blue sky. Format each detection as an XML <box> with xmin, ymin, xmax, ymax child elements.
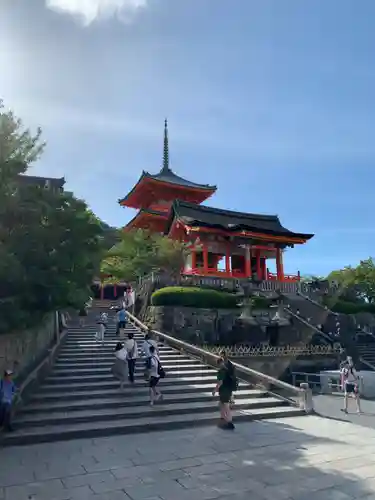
<box><xmin>1</xmin><ymin>0</ymin><xmax>374</xmax><ymax>277</ymax></box>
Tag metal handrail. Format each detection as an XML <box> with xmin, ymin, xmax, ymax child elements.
<box><xmin>125</xmin><ymin>310</ymin><xmax>303</xmax><ymax>397</ymax></box>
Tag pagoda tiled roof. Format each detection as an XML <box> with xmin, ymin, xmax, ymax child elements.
<box><xmin>145</xmin><ymin>167</ymin><xmax>216</xmax><ymax>191</ymax></box>
<box><xmin>168</xmin><ymin>200</ymin><xmax>314</xmax><ymax>239</ymax></box>
<box><xmin>17</xmin><ymin>174</ymin><xmax>65</xmax><ymax>190</ymax></box>
<box><xmin>118</xmin><ymin>167</ymin><xmax>216</xmax><ymax>206</ymax></box>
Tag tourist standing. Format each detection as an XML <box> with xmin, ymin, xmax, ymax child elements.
<box><xmin>341</xmin><ymin>358</ymin><xmax>362</xmax><ymax>414</ymax></box>
<box><xmin>116</xmin><ymin>307</ymin><xmax>127</xmax><ymax>337</ymax></box>
<box><xmin>212</xmin><ymin>351</ymin><xmax>237</xmax><ymax>430</ymax></box>
<box><xmin>148</xmin><ymin>345</ymin><xmax>164</xmax><ymax>406</ymax></box>
<box><xmin>0</xmin><ymin>370</ymin><xmax>16</xmax><ymax>432</ymax></box>
<box><xmin>112</xmin><ymin>342</ymin><xmax>128</xmax><ymax>390</ymax></box>
<box><xmin>96</xmin><ymin>312</ymin><xmax>108</xmax><ymax>344</ymax></box>
<box><xmin>124</xmin><ymin>331</ymin><xmax>138</xmax><ymax>383</ymax></box>
<box><xmin>78</xmin><ymin>307</ymin><xmax>87</xmax><ymax>328</ymax></box>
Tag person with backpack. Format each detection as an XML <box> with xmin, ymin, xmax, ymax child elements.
<box><xmin>142</xmin><ymin>329</ymin><xmax>158</xmax><ymax>381</ymax></box>
<box><xmin>341</xmin><ymin>357</ymin><xmax>362</xmax><ymax>414</ymax></box>
<box><xmin>148</xmin><ymin>345</ymin><xmax>165</xmax><ymax>406</ymax></box>
<box><xmin>0</xmin><ymin>369</ymin><xmax>16</xmax><ymax>432</ymax></box>
<box><xmin>212</xmin><ymin>351</ymin><xmax>237</xmax><ymax>430</ymax></box>
<box><xmin>124</xmin><ymin>331</ymin><xmax>138</xmax><ymax>383</ymax></box>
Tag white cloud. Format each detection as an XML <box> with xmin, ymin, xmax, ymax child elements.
<box><xmin>45</xmin><ymin>0</ymin><xmax>148</xmax><ymax>25</ymax></box>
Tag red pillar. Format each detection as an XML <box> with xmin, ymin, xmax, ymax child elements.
<box><xmin>225</xmin><ymin>244</ymin><xmax>231</xmax><ymax>275</ymax></box>
<box><xmin>261</xmin><ymin>259</ymin><xmax>267</xmax><ymax>280</ymax></box>
<box><xmin>245</xmin><ymin>245</ymin><xmax>251</xmax><ymax>278</ymax></box>
<box><xmin>191</xmin><ymin>248</ymin><xmax>197</xmax><ymax>271</ymax></box>
<box><xmin>276</xmin><ymin>248</ymin><xmax>284</xmax><ymax>281</ymax></box>
<box><xmin>203</xmin><ymin>244</ymin><xmax>209</xmax><ymax>274</ymax></box>
<box><xmin>256</xmin><ymin>249</ymin><xmax>262</xmax><ymax>280</ymax></box>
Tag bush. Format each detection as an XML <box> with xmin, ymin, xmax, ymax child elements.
<box><xmin>151</xmin><ymin>286</ymin><xmax>239</xmax><ymax>309</ymax></box>
<box><xmin>329</xmin><ymin>299</ymin><xmax>375</xmax><ymax>315</ymax></box>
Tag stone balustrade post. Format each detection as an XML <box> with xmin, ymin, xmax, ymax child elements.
<box><xmin>299</xmin><ymin>382</ymin><xmax>314</xmax><ymax>413</ymax></box>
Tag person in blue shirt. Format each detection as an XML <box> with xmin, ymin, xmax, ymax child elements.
<box><xmin>0</xmin><ymin>369</ymin><xmax>16</xmax><ymax>432</ymax></box>
<box><xmin>116</xmin><ymin>307</ymin><xmax>127</xmax><ymax>337</ymax></box>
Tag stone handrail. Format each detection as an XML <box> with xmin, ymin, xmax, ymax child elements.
<box><xmin>126</xmin><ymin>311</ymin><xmax>314</xmax><ymax>412</ymax></box>
<box><xmin>201</xmin><ymin>344</ymin><xmax>340</xmax><ymax>357</ymax></box>
<box><xmin>283</xmin><ymin>308</ymin><xmax>334</xmax><ymax>344</ymax></box>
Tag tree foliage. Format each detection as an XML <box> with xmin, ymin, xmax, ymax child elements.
<box><xmin>327</xmin><ymin>258</ymin><xmax>375</xmax><ymax>304</ymax></box>
<box><xmin>0</xmin><ymin>101</ymin><xmax>105</xmax><ymax>332</ymax></box>
<box><xmin>101</xmin><ymin>229</ymin><xmax>188</xmax><ymax>283</ymax></box>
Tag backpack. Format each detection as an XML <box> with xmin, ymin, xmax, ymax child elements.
<box><xmin>224</xmin><ymin>363</ymin><xmax>238</xmax><ymax>392</ymax></box>
<box><xmin>153</xmin><ymin>356</ymin><xmax>166</xmax><ymax>378</ymax></box>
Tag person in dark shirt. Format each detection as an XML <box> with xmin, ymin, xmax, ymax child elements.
<box><xmin>0</xmin><ymin>370</ymin><xmax>16</xmax><ymax>432</ymax></box>
<box><xmin>212</xmin><ymin>351</ymin><xmax>237</xmax><ymax>430</ymax></box>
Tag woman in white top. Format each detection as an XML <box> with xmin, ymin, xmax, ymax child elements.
<box><xmin>341</xmin><ymin>358</ymin><xmax>361</xmax><ymax>414</ymax></box>
<box><xmin>124</xmin><ymin>332</ymin><xmax>138</xmax><ymax>383</ymax></box>
<box><xmin>148</xmin><ymin>345</ymin><xmax>163</xmax><ymax>406</ymax></box>
<box><xmin>142</xmin><ymin>331</ymin><xmax>158</xmax><ymax>381</ymax></box>
<box><xmin>112</xmin><ymin>342</ymin><xmax>128</xmax><ymax>390</ymax></box>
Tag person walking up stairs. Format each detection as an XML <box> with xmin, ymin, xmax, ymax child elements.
<box><xmin>1</xmin><ymin>304</ymin><xmax>307</xmax><ymax>446</ymax></box>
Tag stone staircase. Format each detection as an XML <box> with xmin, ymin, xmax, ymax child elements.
<box><xmin>2</xmin><ymin>307</ymin><xmax>305</xmax><ymax>446</ymax></box>
<box><xmin>282</xmin><ymin>293</ymin><xmax>333</xmax><ymax>343</ymax></box>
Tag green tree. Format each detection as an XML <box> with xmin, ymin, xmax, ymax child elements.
<box><xmin>101</xmin><ymin>229</ymin><xmax>188</xmax><ymax>283</ymax></box>
<box><xmin>0</xmin><ymin>102</ymin><xmax>105</xmax><ymax>332</ymax></box>
<box><xmin>326</xmin><ymin>259</ymin><xmax>375</xmax><ymax>304</ymax></box>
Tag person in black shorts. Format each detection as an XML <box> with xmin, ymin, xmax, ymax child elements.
<box><xmin>78</xmin><ymin>307</ymin><xmax>87</xmax><ymax>328</ymax></box>
<box><xmin>212</xmin><ymin>351</ymin><xmax>237</xmax><ymax>430</ymax></box>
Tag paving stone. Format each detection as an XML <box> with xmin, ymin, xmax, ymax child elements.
<box><xmin>34</xmin><ymin>463</ymin><xmax>87</xmax><ymax>481</ymax></box>
<box><xmin>159</xmin><ymin>457</ymin><xmax>202</xmax><ymax>471</ymax></box>
<box><xmin>4</xmin><ymin>479</ymin><xmax>68</xmax><ymax>500</ymax></box>
<box><xmin>83</xmin><ymin>458</ymin><xmax>133</xmax><ymax>473</ymax></box>
<box><xmin>183</xmin><ymin>462</ymin><xmax>232</xmax><ymax>476</ymax></box>
<box><xmin>62</xmin><ymin>471</ymin><xmax>115</xmax><ymax>489</ymax></box>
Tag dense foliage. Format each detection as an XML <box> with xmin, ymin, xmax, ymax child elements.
<box><xmin>327</xmin><ymin>258</ymin><xmax>375</xmax><ymax>305</ymax></box>
<box><xmin>101</xmin><ymin>229</ymin><xmax>188</xmax><ymax>283</ymax></box>
<box><xmin>151</xmin><ymin>286</ymin><xmax>239</xmax><ymax>309</ymax></box>
<box><xmin>0</xmin><ymin>101</ymin><xmax>106</xmax><ymax>332</ymax></box>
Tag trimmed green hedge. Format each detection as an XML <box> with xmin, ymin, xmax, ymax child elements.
<box><xmin>323</xmin><ymin>297</ymin><xmax>375</xmax><ymax>315</ymax></box>
<box><xmin>151</xmin><ymin>286</ymin><xmax>239</xmax><ymax>309</ymax></box>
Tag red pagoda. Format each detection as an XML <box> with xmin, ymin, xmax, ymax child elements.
<box><xmin>119</xmin><ymin>120</ymin><xmax>313</xmax><ymax>283</ymax></box>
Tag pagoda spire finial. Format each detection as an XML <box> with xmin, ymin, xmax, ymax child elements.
<box><xmin>161</xmin><ymin>118</ymin><xmax>170</xmax><ymax>173</ymax></box>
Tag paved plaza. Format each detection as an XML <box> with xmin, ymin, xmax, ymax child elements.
<box><xmin>1</xmin><ymin>414</ymin><xmax>375</xmax><ymax>500</ymax></box>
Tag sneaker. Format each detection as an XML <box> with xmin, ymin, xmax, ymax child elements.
<box><xmin>150</xmin><ymin>401</ymin><xmax>154</xmax><ymax>407</ymax></box>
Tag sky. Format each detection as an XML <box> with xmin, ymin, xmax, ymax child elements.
<box><xmin>1</xmin><ymin>0</ymin><xmax>374</xmax><ymax>277</ymax></box>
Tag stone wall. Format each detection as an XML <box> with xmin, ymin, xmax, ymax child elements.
<box><xmin>145</xmin><ymin>306</ymin><xmax>245</xmax><ymax>345</ymax></box>
<box><xmin>0</xmin><ymin>314</ymin><xmax>57</xmax><ymax>382</ymax></box>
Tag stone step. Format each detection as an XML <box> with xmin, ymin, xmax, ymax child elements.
<box><xmin>23</xmin><ymin>388</ymin><xmax>262</xmax><ymax>413</ymax></box>
<box><xmin>15</xmin><ymin>397</ymin><xmax>286</xmax><ymax>428</ymax></box>
<box><xmin>2</xmin><ymin>406</ymin><xmax>305</xmax><ymax>446</ymax></box>
<box><xmin>31</xmin><ymin>381</ymin><xmax>250</xmax><ymax>402</ymax></box>
<box><xmin>38</xmin><ymin>375</ymin><xmax>220</xmax><ymax>392</ymax></box>
<box><xmin>45</xmin><ymin>369</ymin><xmax>218</xmax><ymax>385</ymax></box>
<box><xmin>54</xmin><ymin>360</ymin><xmax>203</xmax><ymax>370</ymax></box>
<box><xmin>55</xmin><ymin>355</ymin><xmax>192</xmax><ymax>364</ymax></box>
<box><xmin>50</xmin><ymin>363</ymin><xmax>209</xmax><ymax>376</ymax></box>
